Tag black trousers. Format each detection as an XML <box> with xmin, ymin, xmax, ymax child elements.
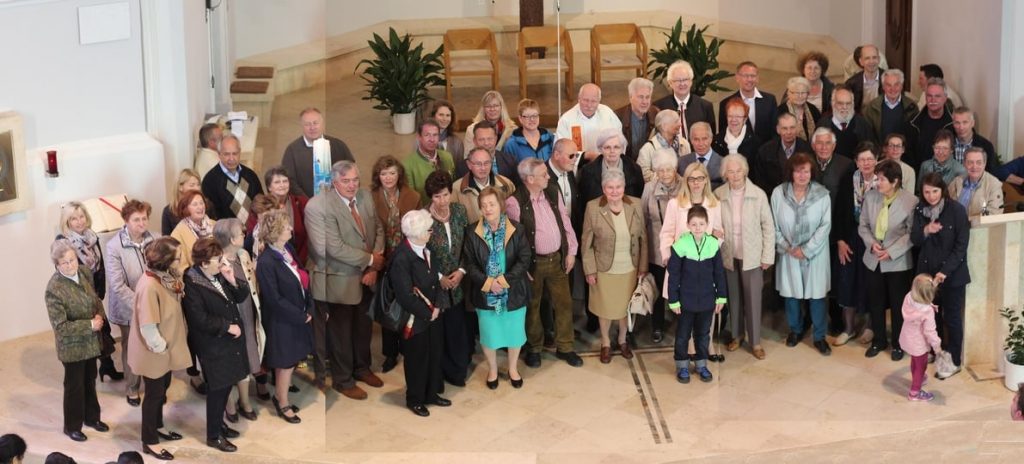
<box><xmin>312</xmin><ymin>300</ymin><xmax>331</xmax><ymax>380</ymax></box>
<box><xmin>649</xmin><ymin>264</ymin><xmax>667</xmax><ymax>332</ymax></box>
<box><xmin>440</xmin><ymin>306</ymin><xmax>471</xmax><ymax>382</ymax></box>
<box><xmin>141</xmin><ymin>373</ymin><xmax>171</xmax><ymax>445</ymax></box>
<box><xmin>62</xmin><ymin>357</ymin><xmax>100</xmax><ymax>433</ymax></box>
<box><xmin>381</xmin><ymin>327</ymin><xmax>401</xmax><ymax>359</ymax></box>
<box><xmin>206</xmin><ymin>385</ymin><xmax>232</xmax><ymax>440</ymax></box>
<box><xmin>935</xmin><ymin>283</ymin><xmax>966</xmax><ymax>366</ymax></box>
<box><xmin>866</xmin><ymin>267</ymin><xmax>913</xmax><ymax>350</ymax></box>
<box><xmin>401</xmin><ymin>321</ymin><xmax>443</xmax><ymax>406</ymax></box>
<box><xmin>324</xmin><ymin>296</ymin><xmax>372</xmax><ymax>389</ymax></box>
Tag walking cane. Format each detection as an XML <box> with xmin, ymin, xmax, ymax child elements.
<box><xmin>714</xmin><ymin>310</ymin><xmax>723</xmax><ymax>383</ymax></box>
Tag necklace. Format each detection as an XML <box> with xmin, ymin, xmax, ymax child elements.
<box><xmin>430</xmin><ymin>204</ymin><xmax>451</xmax><ymax>222</ymax></box>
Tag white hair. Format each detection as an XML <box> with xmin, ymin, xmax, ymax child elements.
<box><xmin>666</xmin><ymin>60</ymin><xmax>694</xmax><ymax>89</ymax></box>
<box><xmin>401</xmin><ymin>210</ymin><xmax>434</xmax><ymax>241</ymax></box>
<box><xmin>652</xmin><ymin>148</ymin><xmax>680</xmax><ymax>171</ymax></box>
<box><xmin>601</xmin><ymin>169</ymin><xmax>626</xmax><ymax>187</ymax></box>
<box><xmin>627</xmin><ymin>77</ymin><xmax>654</xmax><ymax>96</ymax></box>
<box><xmin>596</xmin><ymin>127</ymin><xmax>627</xmax><ymax>152</ymax></box>
<box><xmin>720</xmin><ymin>154</ymin><xmax>749</xmax><ymax>179</ymax></box>
<box><xmin>654</xmin><ymin>109</ymin><xmax>680</xmax><ymax>132</ymax></box>
<box><xmin>882</xmin><ymin>68</ymin><xmax>905</xmax><ymax>85</ymax></box>
<box><xmin>812</xmin><ymin>127</ymin><xmax>837</xmax><ymax>144</ymax></box>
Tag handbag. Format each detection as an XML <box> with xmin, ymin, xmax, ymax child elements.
<box><xmin>98</xmin><ymin>320</ymin><xmax>116</xmax><ymax>357</ymax></box>
<box><xmin>935</xmin><ymin>350</ymin><xmax>956</xmax><ymax>376</ymax></box>
<box><xmin>367</xmin><ymin>268</ymin><xmax>411</xmax><ymax>334</ymax></box>
<box><xmin>627</xmin><ymin>273</ymin><xmax>658</xmax><ymax>331</ymax></box>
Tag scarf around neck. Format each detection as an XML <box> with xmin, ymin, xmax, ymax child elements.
<box><xmin>484</xmin><ymin>216</ymin><xmax>509</xmax><ymax>314</ymax></box>
<box><xmin>65</xmin><ymin>229</ymin><xmax>100</xmax><ymax>271</ymax></box>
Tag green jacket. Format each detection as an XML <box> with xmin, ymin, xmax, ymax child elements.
<box><xmin>403</xmin><ymin>148</ymin><xmax>455</xmax><ymax>207</ymax></box>
<box><xmin>45</xmin><ymin>269</ymin><xmax>103</xmax><ymax>363</ymax></box>
<box><xmin>666</xmin><ymin>233</ymin><xmax>728</xmax><ymax>312</ymax></box>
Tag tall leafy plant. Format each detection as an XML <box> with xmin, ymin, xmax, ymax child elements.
<box><xmin>355</xmin><ymin>28</ymin><xmax>446</xmax><ymax>115</ymax></box>
<box><xmin>1002</xmin><ymin>306</ymin><xmax>1024</xmax><ymax>365</ymax></box>
<box><xmin>648</xmin><ymin>19</ymin><xmax>732</xmax><ymax>97</ymax></box>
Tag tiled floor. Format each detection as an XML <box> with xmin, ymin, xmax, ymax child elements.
<box><xmin>4</xmin><ymin>63</ymin><xmax>1022</xmax><ymax>463</ymax></box>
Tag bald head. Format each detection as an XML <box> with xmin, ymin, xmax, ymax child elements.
<box><xmin>578</xmin><ymin>84</ymin><xmax>602</xmax><ymax>117</ymax></box>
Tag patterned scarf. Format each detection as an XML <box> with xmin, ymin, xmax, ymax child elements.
<box><xmin>185</xmin><ymin>216</ymin><xmax>214</xmax><ymax>239</ymax></box>
<box><xmin>655</xmin><ymin>132</ymin><xmax>679</xmax><ymax>152</ymax></box>
<box><xmin>483</xmin><ymin>216</ymin><xmax>509</xmax><ymax>314</ymax></box>
<box><xmin>147</xmin><ymin>269</ymin><xmax>184</xmax><ymax>296</ymax></box>
<box><xmin>382</xmin><ymin>189</ymin><xmax>403</xmax><ymax>255</ymax></box>
<box><xmin>852</xmin><ymin>171</ymin><xmax>879</xmax><ymax>218</ymax></box>
<box><xmin>65</xmin><ymin>229</ymin><xmax>100</xmax><ymax>272</ymax></box>
<box><xmin>920</xmin><ymin>198</ymin><xmax>945</xmax><ymax>222</ymax></box>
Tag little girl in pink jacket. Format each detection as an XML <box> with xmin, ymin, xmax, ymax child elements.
<box><xmin>898</xmin><ymin>274</ymin><xmax>943</xmax><ymax>401</ymax></box>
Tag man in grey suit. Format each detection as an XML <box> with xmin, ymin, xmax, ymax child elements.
<box><xmin>304</xmin><ymin>161</ymin><xmax>385</xmax><ymax>400</ymax></box>
<box><xmin>677</xmin><ymin>122</ymin><xmax>724</xmax><ymax>190</ymax></box>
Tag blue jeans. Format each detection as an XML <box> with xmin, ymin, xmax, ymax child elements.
<box><xmin>784</xmin><ymin>297</ymin><xmax>827</xmax><ymax>341</ymax></box>
<box><xmin>674</xmin><ymin>310</ymin><xmax>713</xmax><ymax>369</ymax></box>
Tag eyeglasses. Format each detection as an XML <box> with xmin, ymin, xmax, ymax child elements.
<box><xmin>687</xmin><ymin>176</ymin><xmax>707</xmax><ymax>183</ymax></box>
<box><xmin>669</xmin><ymin>78</ymin><xmax>692</xmax><ymax>84</ymax></box>
<box><xmin>886</xmin><ymin>143</ymin><xmax>904</xmax><ymax>149</ymax></box>
<box><xmin>520</xmin><ymin>114</ymin><xmax>540</xmax><ymax>120</ymax></box>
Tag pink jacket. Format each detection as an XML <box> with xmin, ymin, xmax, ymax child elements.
<box><xmin>898</xmin><ymin>293</ymin><xmax>942</xmax><ymax>357</ymax></box>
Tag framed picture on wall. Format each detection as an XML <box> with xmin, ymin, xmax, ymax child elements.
<box><xmin>0</xmin><ymin>111</ymin><xmax>32</xmax><ymax>216</ymax></box>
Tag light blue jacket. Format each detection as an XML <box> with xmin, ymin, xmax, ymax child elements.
<box><xmin>770</xmin><ymin>182</ymin><xmax>831</xmax><ymax>299</ymax></box>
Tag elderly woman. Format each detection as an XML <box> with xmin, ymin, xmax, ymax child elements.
<box><xmin>128</xmin><ymin>237</ymin><xmax>191</xmax><ymax>461</ymax></box>
<box><xmin>430</xmin><ymin>100</ymin><xmax>464</xmax><ymax>162</ymax></box>
<box><xmin>371</xmin><ymin>155</ymin><xmax>422</xmax><ymax>372</ymax></box>
<box><xmin>45</xmin><ymin>239</ymin><xmax>110</xmax><ymax>442</ymax></box>
<box><xmin>714</xmin><ymin>154</ymin><xmax>775</xmax><ymax>360</ymax></box>
<box><xmin>778</xmin><ymin>77</ymin><xmax>822</xmax><ymax>141</ymax></box>
<box><xmin>911</xmin><ymin>173</ymin><xmax>970</xmax><ymax>379</ymax></box>
<box><xmin>390</xmin><ymin>210</ymin><xmax>449</xmax><ymax>416</ymax></box>
<box><xmin>463</xmin><ymin>187</ymin><xmax>531</xmax><ymax>389</ymax></box>
<box><xmin>858</xmin><ymin>159</ymin><xmax>918</xmax><ymax>360</ymax></box>
<box><xmin>256</xmin><ymin>210</ymin><xmax>313</xmax><ymax>424</ymax></box>
<box><xmin>579</xmin><ymin>128</ymin><xmax>645</xmax><ymax>206</ymax></box>
<box><xmin>423</xmin><ymin>170</ymin><xmax>471</xmax><ymax>386</ymax></box>
<box><xmin>712</xmin><ymin>98</ymin><xmax>761</xmax><ymax>160</ymax></box>
<box><xmin>641</xmin><ymin>149</ymin><xmax>684</xmax><ymax>343</ymax></box>
<box><xmin>169</xmin><ymin>189</ymin><xmax>214</xmax><ymax>392</ymax></box>
<box><xmin>182</xmin><ymin>237</ymin><xmax>251</xmax><ymax>453</ymax></box>
<box><xmin>785</xmin><ymin>51</ymin><xmax>835</xmax><ymax>114</ymax></box>
<box><xmin>101</xmin><ymin>200</ymin><xmax>155</xmax><ymax>405</ymax></box>
<box><xmin>637</xmin><ymin>110</ymin><xmax>692</xmax><ymax>182</ymax></box>
<box><xmin>771</xmin><ymin>153</ymin><xmax>832</xmax><ymax>356</ymax></box>
<box><xmin>464</xmin><ymin>90</ymin><xmax>517</xmax><ymax>152</ymax></box>
<box><xmin>56</xmin><ymin>202</ymin><xmax>121</xmax><ymax>383</ymax></box>
<box><xmin>504</xmin><ymin>98</ymin><xmax>555</xmax><ymax>162</ymax></box>
<box><xmin>213</xmin><ymin>219</ymin><xmax>263</xmax><ymax>423</ymax></box>
<box><xmin>582</xmin><ymin>171</ymin><xmax>649</xmax><ymax>363</ymax></box>
<box><xmin>918</xmin><ymin>129</ymin><xmax>966</xmax><ymax>187</ymax></box>
<box><xmin>250</xmin><ymin>167</ymin><xmax>310</xmax><ymax>264</ymax></box>
<box><xmin>162</xmin><ymin>169</ymin><xmax>201</xmax><ymax>236</ymax></box>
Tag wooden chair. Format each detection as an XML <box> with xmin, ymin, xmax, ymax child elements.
<box><xmin>443</xmin><ymin>28</ymin><xmax>499</xmax><ymax>102</ymax></box>
<box><xmin>590</xmin><ymin>23</ymin><xmax>648</xmax><ymax>87</ymax></box>
<box><xmin>517</xmin><ymin>26</ymin><xmax>573</xmax><ymax>99</ymax></box>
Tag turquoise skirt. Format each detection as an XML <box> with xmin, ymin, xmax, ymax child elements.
<box><xmin>477</xmin><ymin>306</ymin><xmax>527</xmax><ymax>350</ymax></box>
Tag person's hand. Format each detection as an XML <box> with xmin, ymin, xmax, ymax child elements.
<box><xmin>305</xmin><ymin>314</ymin><xmax>312</xmax><ymax>324</ymax></box>
<box><xmin>790</xmin><ymin>247</ymin><xmax>806</xmax><ymax>260</ymax></box>
<box><xmin>430</xmin><ymin>307</ymin><xmax>440</xmax><ymax>321</ymax></box>
<box><xmin>837</xmin><ymin>240</ymin><xmax>853</xmax><ymax>265</ymax></box>
<box><xmin>877</xmin><ymin>250</ymin><xmax>891</xmax><ymax>261</ymax></box>
<box><xmin>361</xmin><ymin>270</ymin><xmax>378</xmax><ymax>287</ymax></box>
<box><xmin>219</xmin><ymin>258</ymin><xmax>237</xmax><ymax>286</ymax></box>
<box><xmin>714</xmin><ymin>303</ymin><xmax>723</xmax><ymax>314</ymax></box>
<box><xmin>586</xmin><ymin>274</ymin><xmax>597</xmax><ymax>285</ymax></box>
<box><xmin>671</xmin><ymin>306</ymin><xmax>681</xmax><ymax>315</ymax></box>
<box><xmin>489</xmin><ymin>280</ymin><xmax>505</xmax><ymax>295</ymax></box>
<box><xmin>761</xmin><ymin>262</ymin><xmax>771</xmax><ymax>270</ymax></box>
<box><xmin>934</xmin><ymin>272</ymin><xmax>947</xmax><ymax>284</ymax></box>
<box><xmin>90</xmin><ymin>314</ymin><xmax>104</xmax><ymax>332</ymax></box>
<box><xmin>924</xmin><ymin>221</ymin><xmax>943</xmax><ymax>235</ymax></box>
<box><xmin>564</xmin><ymin>255</ymin><xmax>576</xmax><ymax>274</ymax></box>
<box><xmin>712</xmin><ymin>228</ymin><xmax>725</xmax><ymax>240</ymax></box>
<box><xmin>447</xmin><ymin>270</ymin><xmax>464</xmax><ymax>286</ymax></box>
<box><xmin>227</xmin><ymin>324</ymin><xmax>242</xmax><ymax>338</ymax></box>
<box><xmin>371</xmin><ymin>252</ymin><xmax>386</xmax><ymax>270</ymax></box>
<box><xmin>439</xmin><ymin>274</ymin><xmax>454</xmax><ymax>290</ymax></box>
<box><xmin>871</xmin><ymin>242</ymin><xmax>884</xmax><ymax>255</ymax></box>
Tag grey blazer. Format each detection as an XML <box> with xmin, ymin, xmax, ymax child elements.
<box><xmin>304</xmin><ymin>188</ymin><xmax>384</xmax><ymax>305</ymax></box>
<box><xmin>678</xmin><ymin>150</ymin><xmax>724</xmax><ymax>191</ymax></box>
<box><xmin>857</xmin><ymin>189</ymin><xmax>918</xmax><ymax>273</ymax></box>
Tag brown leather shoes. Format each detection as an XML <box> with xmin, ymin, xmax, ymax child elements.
<box><xmin>334</xmin><ymin>384</ymin><xmax>368</xmax><ymax>400</ymax></box>
<box><xmin>619</xmin><ymin>341</ymin><xmax>633</xmax><ymax>359</ymax></box>
<box><xmin>752</xmin><ymin>346</ymin><xmax>766</xmax><ymax>360</ymax></box>
<box><xmin>599</xmin><ymin>346</ymin><xmax>612</xmax><ymax>364</ymax></box>
<box><xmin>355</xmin><ymin>372</ymin><xmax>383</xmax><ymax>388</ymax></box>
<box><xmin>726</xmin><ymin>338</ymin><xmax>742</xmax><ymax>352</ymax></box>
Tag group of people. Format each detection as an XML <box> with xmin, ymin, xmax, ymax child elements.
<box><xmin>39</xmin><ymin>44</ymin><xmax>1022</xmax><ymax>458</ymax></box>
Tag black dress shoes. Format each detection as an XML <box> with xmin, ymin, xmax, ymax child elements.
<box><xmin>814</xmin><ymin>340</ymin><xmax>832</xmax><ymax>356</ymax></box>
<box><xmin>509</xmin><ymin>375</ymin><xmax>524</xmax><ymax>389</ymax></box>
<box><xmin>651</xmin><ymin>329</ymin><xmax>664</xmax><ymax>344</ymax></box>
<box><xmin>65</xmin><ymin>430</ymin><xmax>87</xmax><ymax>442</ymax></box>
<box><xmin>408</xmin><ymin>404</ymin><xmax>430</xmax><ymax>417</ymax></box>
<box><xmin>381</xmin><ymin>356</ymin><xmax>399</xmax><ymax>373</ymax></box>
<box><xmin>126</xmin><ymin>395</ymin><xmax>141</xmax><ymax>407</ymax></box>
<box><xmin>785</xmin><ymin>332</ymin><xmax>801</xmax><ymax>347</ymax></box>
<box><xmin>288</xmin><ymin>384</ymin><xmax>300</xmax><ymax>393</ymax></box>
<box><xmin>220</xmin><ymin>423</ymin><xmax>240</xmax><ymax>439</ymax></box>
<box><xmin>207</xmin><ymin>437</ymin><xmax>237</xmax><ymax>452</ymax></box>
<box><xmin>486</xmin><ymin>376</ymin><xmax>499</xmax><ymax>390</ymax></box>
<box><xmin>555</xmin><ymin>351</ymin><xmax>584</xmax><ymax>367</ymax></box>
<box><xmin>525</xmin><ymin>352</ymin><xmax>542</xmax><ymax>368</ymax></box>
<box><xmin>865</xmin><ymin>345</ymin><xmax>886</xmax><ymax>358</ymax></box>
<box><xmin>84</xmin><ymin>420</ymin><xmax>109</xmax><ymax>432</ymax></box>
<box><xmin>428</xmin><ymin>396</ymin><xmax>452</xmax><ymax>407</ymax></box>
<box><xmin>143</xmin><ymin>444</ymin><xmax>174</xmax><ymax>460</ymax></box>
<box><xmin>225</xmin><ymin>410</ymin><xmax>239</xmax><ymax>423</ymax></box>
<box><xmin>156</xmin><ymin>430</ymin><xmax>183</xmax><ymax>441</ymax></box>
<box><xmin>891</xmin><ymin>348</ymin><xmax>905</xmax><ymax>361</ymax></box>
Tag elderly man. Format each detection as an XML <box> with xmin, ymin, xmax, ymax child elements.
<box><xmin>194</xmin><ymin>122</ymin><xmax>222</xmax><ymax>177</ymax></box>
<box><xmin>615</xmin><ymin>78</ymin><xmax>659</xmax><ymax>162</ymax></box>
<box><xmin>404</xmin><ymin>119</ymin><xmax>455</xmax><ymax>206</ymax></box>
<box><xmin>717</xmin><ymin>61</ymin><xmax>778</xmax><ymax>141</ymax></box>
<box><xmin>201</xmin><ymin>134</ymin><xmax>263</xmax><ymax>221</ymax></box>
<box><xmin>817</xmin><ymin>85</ymin><xmax>876</xmax><ymax>158</ymax></box>
<box><xmin>844</xmin><ymin>44</ymin><xmax>884</xmax><ymax>113</ymax></box>
<box><xmin>751</xmin><ymin>113</ymin><xmax>811</xmax><ymax>194</ymax></box>
<box><xmin>863</xmin><ymin>69</ymin><xmax>919</xmax><ymax>143</ymax></box>
<box><xmin>906</xmin><ymin>78</ymin><xmax>954</xmax><ymax>170</ymax></box>
<box><xmin>951</xmin><ymin>107</ymin><xmax>999</xmax><ymax>172</ymax></box>
<box><xmin>451</xmin><ymin>147</ymin><xmax>516</xmax><ymax>225</ymax></box>
<box><xmin>883</xmin><ymin>133</ymin><xmax>917</xmax><ymax>194</ymax></box>
<box><xmin>304</xmin><ymin>161</ymin><xmax>385</xmax><ymax>400</ymax></box>
<box><xmin>507</xmin><ymin>158</ymin><xmax>583</xmax><ymax>368</ymax></box>
<box><xmin>918</xmin><ymin>130</ymin><xmax>966</xmax><ymax>187</ymax></box>
<box><xmin>280</xmin><ymin>107</ymin><xmax>355</xmax><ymax>197</ymax></box>
<box><xmin>917</xmin><ymin>64</ymin><xmax>964</xmax><ymax>111</ymax></box>
<box><xmin>654</xmin><ymin>60</ymin><xmax>716</xmax><ymax>138</ymax></box>
<box><xmin>949</xmin><ymin>147</ymin><xmax>1004</xmax><ymax>217</ymax></box>
<box><xmin>678</xmin><ymin>122</ymin><xmax>724</xmax><ymax>190</ymax></box>
<box><xmin>556</xmin><ymin>83</ymin><xmax>622</xmax><ymax>164</ymax></box>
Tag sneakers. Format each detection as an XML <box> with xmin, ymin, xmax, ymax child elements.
<box><xmin>832</xmin><ymin>332</ymin><xmax>852</xmax><ymax>346</ymax></box>
<box><xmin>908</xmin><ymin>390</ymin><xmax>934</xmax><ymax>401</ymax></box>
<box><xmin>697</xmin><ymin>366</ymin><xmax>713</xmax><ymax>383</ymax></box>
<box><xmin>676</xmin><ymin>367</ymin><xmax>690</xmax><ymax>384</ymax></box>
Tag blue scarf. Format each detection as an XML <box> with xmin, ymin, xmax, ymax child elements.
<box><xmin>484</xmin><ymin>216</ymin><xmax>509</xmax><ymax>313</ymax></box>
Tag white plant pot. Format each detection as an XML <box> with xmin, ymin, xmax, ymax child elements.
<box><xmin>1004</xmin><ymin>353</ymin><xmax>1024</xmax><ymax>391</ymax></box>
<box><xmin>392</xmin><ymin>112</ymin><xmax>416</xmax><ymax>135</ymax></box>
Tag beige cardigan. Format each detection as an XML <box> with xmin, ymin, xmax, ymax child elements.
<box><xmin>714</xmin><ymin>179</ymin><xmax>776</xmax><ymax>271</ymax></box>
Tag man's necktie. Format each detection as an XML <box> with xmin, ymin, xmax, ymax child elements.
<box><xmin>349</xmin><ymin>199</ymin><xmax>366</xmax><ymax>239</ymax></box>
<box><xmin>678</xmin><ymin>101</ymin><xmax>689</xmax><ymax>141</ymax></box>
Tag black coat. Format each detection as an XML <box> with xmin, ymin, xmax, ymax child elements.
<box><xmin>653</xmin><ymin>94</ymin><xmax>717</xmax><ymax>134</ymax></box>
<box><xmin>388</xmin><ymin>241</ymin><xmax>442</xmax><ymax>336</ymax></box>
<box><xmin>910</xmin><ymin>200</ymin><xmax>971</xmax><ymax>288</ymax></box>
<box><xmin>462</xmin><ymin>218</ymin><xmax>532</xmax><ymax>311</ymax></box>
<box><xmin>717</xmin><ymin>90</ymin><xmax>778</xmax><ymax>142</ymax></box>
<box><xmin>182</xmin><ymin>267</ymin><xmax>251</xmax><ymax>390</ymax></box>
<box><xmin>781</xmin><ymin>76</ymin><xmax>834</xmax><ymax>115</ymax></box>
<box><xmin>816</xmin><ymin>114</ymin><xmax>876</xmax><ymax>158</ymax></box>
<box><xmin>750</xmin><ymin>137</ymin><xmax>812</xmax><ymax>194</ymax></box>
<box><xmin>711</xmin><ymin>121</ymin><xmax>761</xmax><ymax>160</ymax></box>
<box><xmin>256</xmin><ymin>247</ymin><xmax>313</xmax><ymax>369</ymax></box>
<box><xmin>548</xmin><ymin>163</ymin><xmax>582</xmax><ymax>242</ymax></box>
<box><xmin>577</xmin><ymin>155</ymin><xmax>645</xmax><ymax>208</ymax></box>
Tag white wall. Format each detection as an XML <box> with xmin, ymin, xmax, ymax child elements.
<box><xmin>230</xmin><ymin>0</ymin><xmax>326</xmax><ymax>60</ymax></box>
<box><xmin>998</xmin><ymin>0</ymin><xmax>1023</xmax><ymax>157</ymax></box>
<box><xmin>0</xmin><ymin>0</ymin><xmax>146</xmax><ymax>149</ymax></box>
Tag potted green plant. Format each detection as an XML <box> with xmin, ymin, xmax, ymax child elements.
<box><xmin>648</xmin><ymin>18</ymin><xmax>732</xmax><ymax>97</ymax></box>
<box><xmin>355</xmin><ymin>28</ymin><xmax>445</xmax><ymax>134</ymax></box>
<box><xmin>1000</xmin><ymin>306</ymin><xmax>1024</xmax><ymax>391</ymax></box>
